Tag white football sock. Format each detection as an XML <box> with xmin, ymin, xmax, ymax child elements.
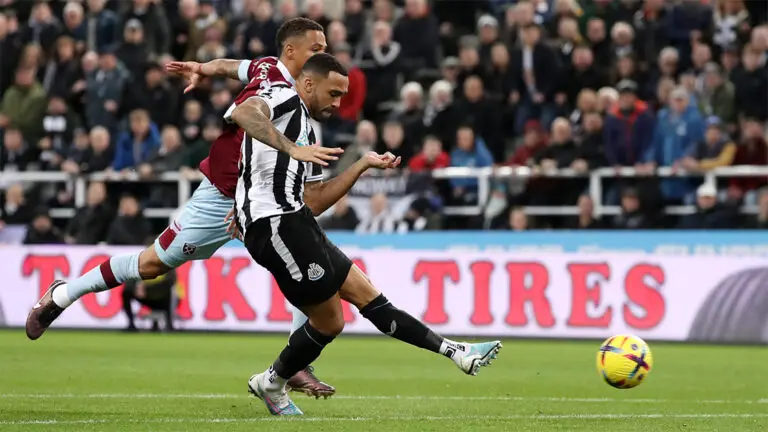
<box><xmin>263</xmin><ymin>366</ymin><xmax>288</xmax><ymax>392</ymax></box>
<box><xmin>439</xmin><ymin>339</ymin><xmax>466</xmax><ymax>360</ymax></box>
<box><xmin>51</xmin><ymin>284</ymin><xmax>73</xmax><ymax>308</ymax></box>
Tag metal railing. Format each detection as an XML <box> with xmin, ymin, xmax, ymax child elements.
<box><xmin>2</xmin><ymin>166</ymin><xmax>767</xmax><ymax>220</ymax></box>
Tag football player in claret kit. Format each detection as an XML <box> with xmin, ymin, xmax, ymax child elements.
<box><xmin>233</xmin><ymin>53</ymin><xmax>503</xmax><ymax>416</ymax></box>
<box><xmin>25</xmin><ymin>18</ymin><xmax>340</xmax><ymax>397</ymax></box>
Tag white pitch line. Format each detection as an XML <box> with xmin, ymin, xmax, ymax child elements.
<box><xmin>0</xmin><ymin>394</ymin><xmax>765</xmax><ymax>405</ymax></box>
<box><xmin>1</xmin><ymin>414</ymin><xmax>768</xmax><ymax>426</ymax></box>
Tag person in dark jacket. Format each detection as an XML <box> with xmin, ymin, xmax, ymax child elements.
<box><xmin>422</xmin><ymin>80</ymin><xmax>458</xmax><ymax>148</ymax></box>
<box><xmin>1</xmin><ymin>184</ymin><xmax>35</xmax><ymax>226</ymax></box>
<box><xmin>0</xmin><ymin>127</ymin><xmax>36</xmax><ymax>172</ymax></box>
<box><xmin>0</xmin><ymin>12</ymin><xmax>24</xmax><ymax>99</ymax></box>
<box><xmin>678</xmin><ymin>183</ymin><xmax>737</xmax><ymax>229</ymax></box>
<box><xmin>43</xmin><ymin>36</ymin><xmax>82</xmax><ymax>103</ymax></box>
<box><xmin>321</xmin><ymin>195</ymin><xmax>360</xmax><ymax>231</ymax></box>
<box><xmin>106</xmin><ymin>194</ymin><xmax>151</xmax><ymax>245</ymax></box>
<box><xmin>612</xmin><ymin>187</ymin><xmax>656</xmax><ymax>229</ymax></box>
<box><xmin>122</xmin><ymin>267</ymin><xmax>177</xmax><ymax>332</ymax></box>
<box><xmin>20</xmin><ymin>2</ymin><xmax>62</xmax><ymax>54</ymax></box>
<box><xmin>115</xmin><ymin>18</ymin><xmax>150</xmax><ymax>81</ymax></box>
<box><xmin>358</xmin><ymin>20</ymin><xmax>401</xmax><ymax>121</ymax></box>
<box><xmin>122</xmin><ymin>62</ymin><xmax>178</xmax><ymax>127</ymax></box>
<box><xmin>632</xmin><ymin>0</ymin><xmax>671</xmax><ymax>72</ymax></box>
<box><xmin>84</xmin><ymin>0</ymin><xmax>120</xmax><ymax>52</ymax></box>
<box><xmin>603</xmin><ymin>80</ymin><xmax>655</xmax><ymax>167</ymax></box>
<box><xmin>37</xmin><ymin>95</ymin><xmax>81</xmax><ymax>171</ymax></box>
<box><xmin>65</xmin><ymin>181</ymin><xmax>113</xmax><ymax>244</ymax></box>
<box><xmin>668</xmin><ymin>0</ymin><xmax>713</xmax><ymax>71</ymax></box>
<box><xmin>732</xmin><ymin>47</ymin><xmax>768</xmax><ymax>122</ymax></box>
<box><xmin>563</xmin><ymin>45</ymin><xmax>609</xmax><ymax>108</ymax></box>
<box><xmin>393</xmin><ymin>0</ymin><xmax>440</xmax><ymax>75</ymax></box>
<box><xmin>120</xmin><ymin>0</ymin><xmax>170</xmax><ymax>56</ymax></box>
<box><xmin>23</xmin><ymin>211</ymin><xmax>64</xmax><ymax>245</ymax></box>
<box><xmin>85</xmin><ymin>47</ymin><xmax>126</xmax><ymax>130</ymax></box>
<box><xmin>454</xmin><ymin>76</ymin><xmax>503</xmax><ymax>161</ymax></box>
<box><xmin>510</xmin><ymin>22</ymin><xmax>562</xmax><ymax>133</ymax></box>
<box><xmin>566</xmin><ymin>194</ymin><xmax>605</xmax><ymax>230</ymax></box>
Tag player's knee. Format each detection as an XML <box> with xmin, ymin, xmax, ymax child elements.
<box><xmin>137</xmin><ymin>248</ymin><xmax>170</xmax><ymax>279</ymax></box>
<box><xmin>309</xmin><ymin>309</ymin><xmax>345</xmax><ymax>337</ymax></box>
<box><xmin>339</xmin><ymin>266</ymin><xmax>380</xmax><ymax>310</ymax></box>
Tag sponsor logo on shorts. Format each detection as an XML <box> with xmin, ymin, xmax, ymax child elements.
<box><xmin>307</xmin><ymin>263</ymin><xmax>325</xmax><ymax>281</ymax></box>
<box><xmin>182</xmin><ymin>243</ymin><xmax>197</xmax><ymax>256</ymax></box>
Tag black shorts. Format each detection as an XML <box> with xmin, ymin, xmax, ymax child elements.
<box><xmin>244</xmin><ymin>206</ymin><xmax>353</xmax><ymax>307</ymax></box>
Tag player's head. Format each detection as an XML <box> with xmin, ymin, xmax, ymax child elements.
<box><xmin>276</xmin><ymin>18</ymin><xmax>326</xmax><ymax>72</ymax></box>
<box><xmin>298</xmin><ymin>53</ymin><xmax>348</xmax><ymax>121</ymax></box>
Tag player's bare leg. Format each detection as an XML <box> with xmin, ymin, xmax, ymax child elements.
<box><xmin>26</xmin><ymin>247</ymin><xmax>168</xmax><ymax>340</ymax></box>
<box><xmin>248</xmin><ymin>294</ymin><xmax>344</xmax><ymax>415</ymax></box>
<box><xmin>340</xmin><ymin>266</ymin><xmax>502</xmax><ymax>376</ymax></box>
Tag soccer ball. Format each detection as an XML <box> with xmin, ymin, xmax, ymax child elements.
<box><xmin>596</xmin><ymin>334</ymin><xmax>653</xmax><ymax>389</ymax></box>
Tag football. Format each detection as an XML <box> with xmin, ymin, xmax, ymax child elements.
<box><xmin>596</xmin><ymin>334</ymin><xmax>653</xmax><ymax>389</ymax></box>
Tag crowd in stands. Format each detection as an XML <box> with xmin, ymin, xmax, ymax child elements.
<box><xmin>1</xmin><ymin>0</ymin><xmax>767</xmax><ymax>242</ymax></box>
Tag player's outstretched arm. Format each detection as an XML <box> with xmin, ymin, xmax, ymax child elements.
<box><xmin>230</xmin><ymin>97</ymin><xmax>342</xmax><ymax>166</ymax></box>
<box><xmin>304</xmin><ymin>152</ymin><xmax>400</xmax><ymax>216</ymax></box>
<box><xmin>165</xmin><ymin>59</ymin><xmax>245</xmax><ymax>93</ymax></box>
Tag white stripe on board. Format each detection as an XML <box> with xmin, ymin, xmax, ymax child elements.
<box><xmin>0</xmin><ymin>393</ymin><xmax>764</xmax><ymax>404</ymax></box>
<box><xmin>1</xmin><ymin>413</ymin><xmax>767</xmax><ymax>426</ymax></box>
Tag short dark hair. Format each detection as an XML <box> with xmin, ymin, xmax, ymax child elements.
<box><xmin>275</xmin><ymin>18</ymin><xmax>324</xmax><ymax>55</ymax></box>
<box><xmin>301</xmin><ymin>53</ymin><xmax>348</xmax><ymax>78</ymax></box>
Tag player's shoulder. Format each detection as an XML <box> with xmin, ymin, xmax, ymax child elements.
<box><xmin>249</xmin><ymin>56</ymin><xmax>292</xmax><ymax>88</ymax></box>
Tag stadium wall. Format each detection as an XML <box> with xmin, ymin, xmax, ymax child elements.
<box><xmin>3</xmin><ymin>231</ymin><xmax>768</xmax><ymax>342</ymax></box>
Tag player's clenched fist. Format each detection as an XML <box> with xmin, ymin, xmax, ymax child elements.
<box><xmin>289</xmin><ymin>145</ymin><xmax>344</xmax><ymax>166</ymax></box>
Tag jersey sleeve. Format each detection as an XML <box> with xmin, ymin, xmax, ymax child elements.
<box><xmin>306</xmin><ymin>162</ymin><xmax>324</xmax><ymax>182</ymax></box>
<box><xmin>237</xmin><ymin>60</ymin><xmax>253</xmax><ymax>84</ymax></box>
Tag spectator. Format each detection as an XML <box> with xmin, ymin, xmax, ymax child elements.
<box><xmin>123</xmin><ymin>62</ymin><xmax>178</xmax><ymax>127</ymax></box>
<box><xmin>604</xmin><ymin>80</ymin><xmax>655</xmax><ymax>167</ymax></box>
<box><xmin>0</xmin><ymin>12</ymin><xmax>23</xmax><ymax>98</ymax></box>
<box><xmin>0</xmin><ymin>127</ymin><xmax>36</xmax><ymax>172</ymax></box>
<box><xmin>668</xmin><ymin>0</ymin><xmax>713</xmax><ymax>70</ymax></box>
<box><xmin>185</xmin><ymin>0</ymin><xmax>226</xmax><ymax>61</ymax></box>
<box><xmin>409</xmin><ymin>136</ymin><xmax>450</xmax><ymax>172</ymax></box>
<box><xmin>720</xmin><ymin>45</ymin><xmax>741</xmax><ymax>77</ymax></box>
<box><xmin>0</xmin><ymin>67</ymin><xmax>47</xmax><ymax>138</ymax></box>
<box><xmin>690</xmin><ymin>42</ymin><xmax>713</xmax><ymax>77</ymax></box>
<box><xmin>328</xmin><ymin>21</ymin><xmax>349</xmax><ymax>55</ymax></box>
<box><xmin>122</xmin><ymin>0</ymin><xmax>170</xmax><ymax>56</ymax></box>
<box><xmin>321</xmin><ymin>195</ymin><xmax>360</xmax><ymax>231</ymax></box>
<box><xmin>106</xmin><ymin>194</ymin><xmax>151</xmax><ymax>245</ymax></box>
<box><xmin>65</xmin><ymin>181</ymin><xmax>112</xmax><ymax>244</ymax></box>
<box><xmin>344</xmin><ymin>0</ymin><xmax>366</xmax><ymax>49</ymax></box>
<box><xmin>612</xmin><ymin>187</ymin><xmax>655</xmax><ymax>229</ymax></box>
<box><xmin>698</xmin><ymin>62</ymin><xmax>737</xmax><ymax>132</ymax></box>
<box><xmin>456</xmin><ymin>44</ymin><xmax>486</xmax><ymax>91</ymax></box>
<box><xmin>566</xmin><ymin>194</ymin><xmax>605</xmax><ymax>229</ymax></box>
<box><xmin>510</xmin><ymin>22</ymin><xmax>561</xmax><ymax>134</ymax></box>
<box><xmin>377</xmin><ymin>120</ymin><xmax>412</xmax><ymax>166</ymax></box>
<box><xmin>38</xmin><ymin>95</ymin><xmax>81</xmax><ymax>171</ymax></box>
<box><xmin>632</xmin><ymin>0</ymin><xmax>671</xmax><ymax>72</ymax></box>
<box><xmin>241</xmin><ymin>0</ymin><xmax>278</xmax><ymax>59</ymax></box>
<box><xmin>586</xmin><ymin>17</ymin><xmax>612</xmax><ymax>73</ymax></box>
<box><xmin>333</xmin><ymin>42</ymin><xmax>366</xmax><ymax>125</ymax></box>
<box><xmin>732</xmin><ymin>45</ymin><xmax>768</xmax><ymax>122</ymax></box>
<box><xmin>140</xmin><ymin>125</ymin><xmax>185</xmax><ymax>178</ymax></box>
<box><xmin>180</xmin><ymin>99</ymin><xmax>203</xmax><ymax>143</ymax></box>
<box><xmin>643</xmin><ymin>86</ymin><xmax>705</xmax><ymax>204</ymax></box>
<box><xmin>112</xmin><ymin>109</ymin><xmax>160</xmax><ymax>171</ymax></box>
<box><xmin>338</xmin><ymin>120</ymin><xmax>377</xmax><ymax>172</ymax></box>
<box><xmin>85</xmin><ymin>47</ymin><xmax>126</xmax><ymax>129</ymax></box>
<box><xmin>534</xmin><ymin>118</ymin><xmax>579</xmax><ymax>172</ymax></box>
<box><xmin>596</xmin><ymin>86</ymin><xmax>618</xmax><ymax>114</ymax></box>
<box><xmin>303</xmin><ymin>0</ymin><xmax>331</xmax><ymax>31</ymax></box>
<box><xmin>712</xmin><ymin>0</ymin><xmax>752</xmax><ymax>54</ymax></box>
<box><xmin>23</xmin><ymin>211</ymin><xmax>64</xmax><ymax>245</ymax></box>
<box><xmin>84</xmin><ymin>0</ymin><xmax>120</xmax><ymax>53</ymax></box>
<box><xmin>477</xmin><ymin>14</ymin><xmax>500</xmax><ymax>66</ymax></box>
<box><xmin>744</xmin><ymin>188</ymin><xmax>768</xmax><ymax>229</ymax></box>
<box><xmin>552</xmin><ymin>16</ymin><xmax>583</xmax><ymax>68</ymax></box>
<box><xmin>390</xmin><ymin>81</ymin><xmax>424</xmax><ymax>147</ymax></box>
<box><xmin>422</xmin><ymin>80</ymin><xmax>457</xmax><ymax>147</ymax></box>
<box><xmin>355</xmin><ymin>192</ymin><xmax>398</xmax><ymax>233</ymax></box>
<box><xmin>613</xmin><ymin>55</ymin><xmax>649</xmax><ymax>100</ymax></box>
<box><xmin>60</xmin><ymin>128</ymin><xmax>89</xmax><ymax>174</ymax></box>
<box><xmin>449</xmin><ymin>125</ymin><xmax>493</xmax><ymax>204</ymax></box>
<box><xmin>1</xmin><ymin>184</ymin><xmax>34</xmax><ymax>225</ymax></box>
<box><xmin>610</xmin><ymin>21</ymin><xmax>635</xmax><ymax>61</ymax></box>
<box><xmin>564</xmin><ymin>45</ymin><xmax>609</xmax><ymax>107</ymax></box>
<box><xmin>359</xmin><ymin>20</ymin><xmax>401</xmax><ymax>121</ymax></box>
<box><xmin>62</xmin><ymin>1</ymin><xmax>85</xmax><ymax>45</ymax></box>
<box><xmin>569</xmin><ymin>88</ymin><xmax>598</xmax><ymax>136</ymax></box>
<box><xmin>181</xmin><ymin>117</ymin><xmax>216</xmax><ymax>175</ymax></box>
<box><xmin>83</xmin><ymin>126</ymin><xmax>114</xmax><ymax>173</ymax></box>
<box><xmin>505</xmin><ymin>120</ymin><xmax>548</xmax><ymax>167</ymax></box>
<box><xmin>393</xmin><ymin>0</ymin><xmax>440</xmax><ymax>73</ymax></box>
<box><xmin>681</xmin><ymin>116</ymin><xmax>736</xmax><ymax>173</ymax></box>
<box><xmin>533</xmin><ymin>117</ymin><xmax>585</xmax><ymax>205</ymax></box>
<box><xmin>648</xmin><ymin>46</ymin><xmax>681</xmax><ymax>98</ymax></box>
<box><xmin>653</xmin><ymin>75</ymin><xmax>676</xmax><ymax>111</ymax></box>
<box><xmin>500</xmin><ymin>1</ymin><xmax>534</xmax><ymax>49</ymax></box>
<box><xmin>505</xmin><ymin>207</ymin><xmax>530</xmax><ymax>232</ymax></box>
<box><xmin>454</xmin><ymin>76</ymin><xmax>502</xmax><ymax>160</ymax></box>
<box><xmin>170</xmin><ymin>0</ymin><xmax>196</xmax><ymax>60</ymax></box>
<box><xmin>21</xmin><ymin>1</ymin><xmax>62</xmax><ymax>54</ymax></box>
<box><xmin>485</xmin><ymin>42</ymin><xmax>512</xmax><ymax>102</ymax></box>
<box><xmin>206</xmin><ymin>81</ymin><xmax>232</xmax><ymax>119</ymax></box>
<box><xmin>729</xmin><ymin>118</ymin><xmax>768</xmax><ymax>202</ymax></box>
<box><xmin>678</xmin><ymin>182</ymin><xmax>737</xmax><ymax>229</ymax></box>
<box><xmin>579</xmin><ymin>111</ymin><xmax>607</xmax><ymax>169</ymax></box>
<box><xmin>122</xmin><ymin>269</ymin><xmax>177</xmax><ymax>332</ymax></box>
<box><xmin>116</xmin><ymin>18</ymin><xmax>150</xmax><ymax>80</ymax></box>
<box><xmin>43</xmin><ymin>36</ymin><xmax>81</xmax><ymax>101</ymax></box>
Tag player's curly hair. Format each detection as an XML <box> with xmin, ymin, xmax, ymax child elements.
<box><xmin>301</xmin><ymin>53</ymin><xmax>348</xmax><ymax>77</ymax></box>
<box><xmin>275</xmin><ymin>18</ymin><xmax>324</xmax><ymax>55</ymax></box>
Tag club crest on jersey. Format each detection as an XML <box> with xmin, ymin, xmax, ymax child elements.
<box><xmin>182</xmin><ymin>243</ymin><xmax>197</xmax><ymax>256</ymax></box>
<box><xmin>296</xmin><ymin>130</ymin><xmax>310</xmax><ymax>147</ymax></box>
<box><xmin>307</xmin><ymin>263</ymin><xmax>325</xmax><ymax>281</ymax></box>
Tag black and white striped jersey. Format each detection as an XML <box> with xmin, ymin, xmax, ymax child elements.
<box><xmin>231</xmin><ymin>85</ymin><xmax>323</xmax><ymax>229</ymax></box>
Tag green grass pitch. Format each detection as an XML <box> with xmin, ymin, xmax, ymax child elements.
<box><xmin>0</xmin><ymin>330</ymin><xmax>766</xmax><ymax>431</ymax></box>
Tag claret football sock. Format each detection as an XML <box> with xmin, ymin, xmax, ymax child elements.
<box><xmin>52</xmin><ymin>252</ymin><xmax>142</xmax><ymax>308</ymax></box>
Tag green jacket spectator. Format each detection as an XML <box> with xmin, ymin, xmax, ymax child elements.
<box><xmin>0</xmin><ymin>68</ymin><xmax>47</xmax><ymax>138</ymax></box>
